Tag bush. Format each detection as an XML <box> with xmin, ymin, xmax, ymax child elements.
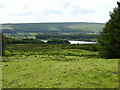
<box><xmin>6</xmin><ymin>38</ymin><xmax>45</xmax><ymax>44</ymax></box>
<box><xmin>3</xmin><ymin>50</ymin><xmax>12</xmax><ymax>56</ymax></box>
<box><xmin>47</xmin><ymin>39</ymin><xmax>70</xmax><ymax>44</ymax></box>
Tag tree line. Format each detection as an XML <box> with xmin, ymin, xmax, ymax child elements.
<box><xmin>36</xmin><ymin>34</ymin><xmax>98</xmax><ymax>41</ymax></box>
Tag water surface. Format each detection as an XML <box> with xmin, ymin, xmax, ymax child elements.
<box><xmin>41</xmin><ymin>40</ymin><xmax>97</xmax><ymax>44</ymax></box>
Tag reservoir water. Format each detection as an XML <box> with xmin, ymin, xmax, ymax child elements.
<box><xmin>41</xmin><ymin>40</ymin><xmax>97</xmax><ymax>44</ymax></box>
<box><xmin>69</xmin><ymin>41</ymin><xmax>97</xmax><ymax>44</ymax></box>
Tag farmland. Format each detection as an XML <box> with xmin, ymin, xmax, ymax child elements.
<box><xmin>2</xmin><ymin>44</ymin><xmax>118</xmax><ymax>88</ymax></box>
<box><xmin>1</xmin><ymin>22</ymin><xmax>104</xmax><ymax>41</ymax></box>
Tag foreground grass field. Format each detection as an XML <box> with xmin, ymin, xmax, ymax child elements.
<box><xmin>2</xmin><ymin>44</ymin><xmax>118</xmax><ymax>88</ymax></box>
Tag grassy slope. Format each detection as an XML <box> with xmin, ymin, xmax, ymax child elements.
<box><xmin>2</xmin><ymin>22</ymin><xmax>104</xmax><ymax>33</ymax></box>
<box><xmin>66</xmin><ymin>24</ymin><xmax>104</xmax><ymax>33</ymax></box>
<box><xmin>2</xmin><ymin>44</ymin><xmax>118</xmax><ymax>88</ymax></box>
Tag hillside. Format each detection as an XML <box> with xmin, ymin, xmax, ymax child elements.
<box><xmin>1</xmin><ymin>22</ymin><xmax>104</xmax><ymax>34</ymax></box>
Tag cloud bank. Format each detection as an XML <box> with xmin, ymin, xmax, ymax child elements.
<box><xmin>0</xmin><ymin>0</ymin><xmax>118</xmax><ymax>23</ymax></box>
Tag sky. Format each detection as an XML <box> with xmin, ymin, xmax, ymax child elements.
<box><xmin>0</xmin><ymin>0</ymin><xmax>118</xmax><ymax>24</ymax></box>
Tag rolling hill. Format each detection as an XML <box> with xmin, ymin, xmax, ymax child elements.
<box><xmin>1</xmin><ymin>22</ymin><xmax>105</xmax><ymax>34</ymax></box>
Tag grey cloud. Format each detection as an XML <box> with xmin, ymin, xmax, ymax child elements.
<box><xmin>34</xmin><ymin>17</ymin><xmax>46</xmax><ymax>21</ymax></box>
<box><xmin>74</xmin><ymin>8</ymin><xmax>95</xmax><ymax>14</ymax></box>
<box><xmin>62</xmin><ymin>3</ymin><xmax>95</xmax><ymax>15</ymax></box>
<box><xmin>0</xmin><ymin>3</ymin><xmax>5</xmax><ymax>8</ymax></box>
<box><xmin>41</xmin><ymin>10</ymin><xmax>62</xmax><ymax>15</ymax></box>
<box><xmin>62</xmin><ymin>2</ymin><xmax>72</xmax><ymax>9</ymax></box>
<box><xmin>9</xmin><ymin>11</ymin><xmax>33</xmax><ymax>16</ymax></box>
<box><xmin>18</xmin><ymin>11</ymin><xmax>33</xmax><ymax>16</ymax></box>
<box><xmin>71</xmin><ymin>6</ymin><xmax>96</xmax><ymax>15</ymax></box>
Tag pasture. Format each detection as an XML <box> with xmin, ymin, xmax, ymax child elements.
<box><xmin>2</xmin><ymin>44</ymin><xmax>118</xmax><ymax>88</ymax></box>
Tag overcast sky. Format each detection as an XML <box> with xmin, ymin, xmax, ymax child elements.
<box><xmin>0</xmin><ymin>0</ymin><xmax>118</xmax><ymax>24</ymax></box>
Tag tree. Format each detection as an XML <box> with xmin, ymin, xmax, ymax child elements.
<box><xmin>47</xmin><ymin>39</ymin><xmax>70</xmax><ymax>44</ymax></box>
<box><xmin>0</xmin><ymin>33</ymin><xmax>6</xmax><ymax>56</ymax></box>
<box><xmin>98</xmin><ymin>2</ymin><xmax>120</xmax><ymax>58</ymax></box>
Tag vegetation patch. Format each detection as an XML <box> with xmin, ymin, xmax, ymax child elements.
<box><xmin>2</xmin><ymin>44</ymin><xmax>118</xmax><ymax>88</ymax></box>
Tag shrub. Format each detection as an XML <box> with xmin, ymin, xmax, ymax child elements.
<box><xmin>47</xmin><ymin>39</ymin><xmax>70</xmax><ymax>44</ymax></box>
<box><xmin>3</xmin><ymin>50</ymin><xmax>12</xmax><ymax>56</ymax></box>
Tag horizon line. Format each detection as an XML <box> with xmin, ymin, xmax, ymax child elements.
<box><xmin>1</xmin><ymin>21</ymin><xmax>106</xmax><ymax>24</ymax></box>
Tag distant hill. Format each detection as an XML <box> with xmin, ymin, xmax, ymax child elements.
<box><xmin>1</xmin><ymin>22</ymin><xmax>105</xmax><ymax>34</ymax></box>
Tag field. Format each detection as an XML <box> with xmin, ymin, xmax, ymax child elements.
<box><xmin>2</xmin><ymin>44</ymin><xmax>118</xmax><ymax>88</ymax></box>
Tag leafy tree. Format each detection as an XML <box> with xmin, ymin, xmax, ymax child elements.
<box><xmin>98</xmin><ymin>2</ymin><xmax>120</xmax><ymax>58</ymax></box>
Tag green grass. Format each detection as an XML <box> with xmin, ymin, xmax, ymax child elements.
<box><xmin>2</xmin><ymin>44</ymin><xmax>118</xmax><ymax>88</ymax></box>
<box><xmin>66</xmin><ymin>24</ymin><xmax>104</xmax><ymax>33</ymax></box>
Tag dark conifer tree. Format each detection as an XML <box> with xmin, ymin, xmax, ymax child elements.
<box><xmin>98</xmin><ymin>2</ymin><xmax>120</xmax><ymax>58</ymax></box>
